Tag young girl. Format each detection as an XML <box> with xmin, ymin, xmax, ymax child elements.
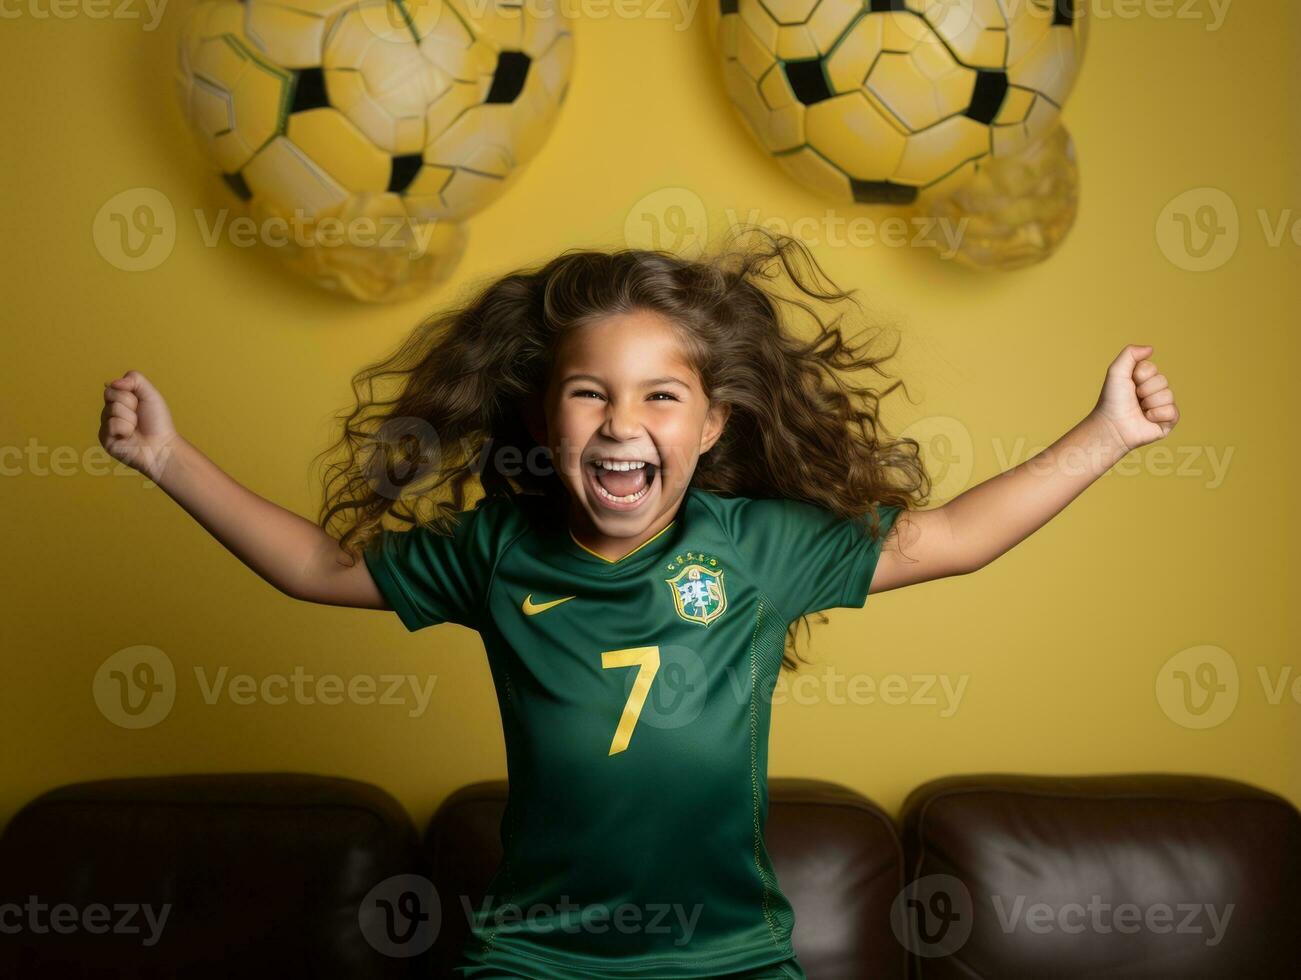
<box><xmin>98</xmin><ymin>228</ymin><xmax>1178</xmax><ymax>980</ymax></box>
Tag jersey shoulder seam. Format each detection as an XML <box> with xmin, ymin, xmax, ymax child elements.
<box><xmin>476</xmin><ymin>494</ymin><xmax>540</xmax><ymax>628</ymax></box>
<box><xmin>694</xmin><ymin>490</ymin><xmax>797</xmax><ymax>625</ymax></box>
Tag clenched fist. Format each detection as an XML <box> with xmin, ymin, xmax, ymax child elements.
<box><xmin>1089</xmin><ymin>344</ymin><xmax>1181</xmax><ymax>452</ymax></box>
<box><xmin>99</xmin><ymin>370</ymin><xmax>181</xmax><ymax>483</ymax></box>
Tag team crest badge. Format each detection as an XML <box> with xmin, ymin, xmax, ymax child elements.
<box><xmin>665</xmin><ymin>554</ymin><xmax>727</xmax><ymax>627</ymax></box>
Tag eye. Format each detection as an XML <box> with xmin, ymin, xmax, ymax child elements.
<box><xmin>571</xmin><ymin>389</ymin><xmax>605</xmax><ymax>400</ymax></box>
<box><xmin>649</xmin><ymin>392</ymin><xmax>679</xmax><ymax>402</ymax></box>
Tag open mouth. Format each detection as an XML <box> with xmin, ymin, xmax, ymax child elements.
<box><xmin>585</xmin><ymin>457</ymin><xmax>659</xmax><ymax>511</ymax></box>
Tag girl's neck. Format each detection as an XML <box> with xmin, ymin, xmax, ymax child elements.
<box><xmin>566</xmin><ymin>499</ymin><xmax>679</xmax><ymax>563</ymax></box>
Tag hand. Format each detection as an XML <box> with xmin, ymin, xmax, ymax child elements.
<box><xmin>1088</xmin><ymin>344</ymin><xmax>1180</xmax><ymax>452</ymax></box>
<box><xmin>99</xmin><ymin>370</ymin><xmax>182</xmax><ymax>482</ymax></box>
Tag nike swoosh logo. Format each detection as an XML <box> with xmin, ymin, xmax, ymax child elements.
<box><xmin>521</xmin><ymin>593</ymin><xmax>576</xmax><ymax>616</ymax></box>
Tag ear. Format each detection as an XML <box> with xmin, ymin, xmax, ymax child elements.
<box><xmin>521</xmin><ymin>393</ymin><xmax>548</xmax><ymax>447</ymax></box>
<box><xmin>700</xmin><ymin>400</ymin><xmax>730</xmax><ymax>454</ymax></box>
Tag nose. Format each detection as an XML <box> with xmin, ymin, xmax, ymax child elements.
<box><xmin>600</xmin><ymin>394</ymin><xmax>642</xmax><ymax>442</ymax></box>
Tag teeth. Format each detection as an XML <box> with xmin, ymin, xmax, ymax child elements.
<box><xmin>594</xmin><ymin>481</ymin><xmax>652</xmax><ymax>504</ymax></box>
<box><xmin>589</xmin><ymin>457</ymin><xmax>657</xmax><ymax>506</ymax></box>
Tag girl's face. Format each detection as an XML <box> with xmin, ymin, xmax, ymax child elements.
<box><xmin>531</xmin><ymin>309</ymin><xmax>728</xmax><ymax>553</ymax></box>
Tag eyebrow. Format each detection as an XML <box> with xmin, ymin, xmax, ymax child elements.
<box><xmin>562</xmin><ymin>373</ymin><xmax>690</xmax><ymax>388</ymax></box>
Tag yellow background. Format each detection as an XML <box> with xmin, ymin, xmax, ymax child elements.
<box><xmin>2</xmin><ymin>1</ymin><xmax>1297</xmax><ymax>836</ymax></box>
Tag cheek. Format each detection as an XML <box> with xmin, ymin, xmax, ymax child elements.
<box><xmin>655</xmin><ymin>415</ymin><xmax>703</xmax><ymax>467</ymax></box>
<box><xmin>551</xmin><ymin>410</ymin><xmax>598</xmax><ymax>466</ymax></box>
<box><xmin>552</xmin><ymin>401</ymin><xmax>586</xmax><ymax>432</ymax></box>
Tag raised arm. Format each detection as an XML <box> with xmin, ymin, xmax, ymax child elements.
<box><xmin>99</xmin><ymin>370</ymin><xmax>388</xmax><ymax>612</ymax></box>
<box><xmin>870</xmin><ymin>344</ymin><xmax>1180</xmax><ymax>592</ymax></box>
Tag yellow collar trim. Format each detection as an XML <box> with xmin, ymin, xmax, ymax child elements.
<box><xmin>568</xmin><ymin>519</ymin><xmax>677</xmax><ymax>564</ymax></box>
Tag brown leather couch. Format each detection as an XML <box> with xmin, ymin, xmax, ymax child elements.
<box><xmin>1</xmin><ymin>772</ymin><xmax>1296</xmax><ymax>978</ymax></box>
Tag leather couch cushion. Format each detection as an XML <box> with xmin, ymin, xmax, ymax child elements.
<box><xmin>425</xmin><ymin>777</ymin><xmax>907</xmax><ymax>980</ymax></box>
<box><xmin>0</xmin><ymin>773</ymin><xmax>424</xmax><ymax>978</ymax></box>
<box><xmin>900</xmin><ymin>774</ymin><xmax>1301</xmax><ymax>978</ymax></box>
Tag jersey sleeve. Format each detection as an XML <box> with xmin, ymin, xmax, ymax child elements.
<box><xmin>361</xmin><ymin>500</ymin><xmax>502</xmax><ymax>632</ymax></box>
<box><xmin>722</xmin><ymin>496</ymin><xmax>904</xmax><ymax>622</ymax></box>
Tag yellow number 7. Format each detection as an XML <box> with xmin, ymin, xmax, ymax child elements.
<box><xmin>601</xmin><ymin>646</ymin><xmax>661</xmax><ymax>756</ymax></box>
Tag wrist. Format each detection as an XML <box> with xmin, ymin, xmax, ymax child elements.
<box><xmin>141</xmin><ymin>432</ymin><xmax>189</xmax><ymax>487</ymax></box>
<box><xmin>1081</xmin><ymin>412</ymin><xmax>1132</xmax><ymax>467</ymax></box>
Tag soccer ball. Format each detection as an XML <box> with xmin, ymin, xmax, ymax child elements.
<box><xmin>918</xmin><ymin>120</ymin><xmax>1079</xmax><ymax>270</ymax></box>
<box><xmin>706</xmin><ymin>0</ymin><xmax>1089</xmax><ymax>205</ymax></box>
<box><xmin>175</xmin><ymin>0</ymin><xmax>574</xmax><ymax>301</ymax></box>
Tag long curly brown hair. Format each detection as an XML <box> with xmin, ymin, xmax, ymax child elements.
<box><xmin>313</xmin><ymin>224</ymin><xmax>929</xmax><ymax>670</ymax></box>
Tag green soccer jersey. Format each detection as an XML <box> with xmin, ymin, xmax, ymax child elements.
<box><xmin>363</xmin><ymin>486</ymin><xmax>902</xmax><ymax>979</ymax></box>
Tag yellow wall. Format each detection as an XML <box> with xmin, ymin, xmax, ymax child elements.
<box><xmin>2</xmin><ymin>2</ymin><xmax>1297</xmax><ymax>836</ymax></box>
